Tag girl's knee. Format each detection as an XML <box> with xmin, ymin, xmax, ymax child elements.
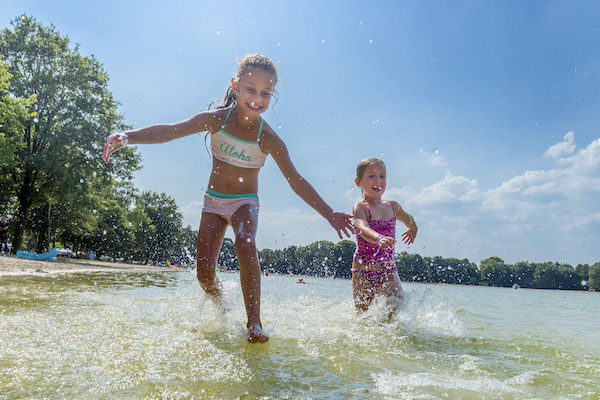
<box><xmin>235</xmin><ymin>232</ymin><xmax>257</xmax><ymax>254</ymax></box>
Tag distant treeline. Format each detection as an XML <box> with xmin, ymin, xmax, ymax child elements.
<box><xmin>217</xmin><ymin>239</ymin><xmax>600</xmax><ymax>291</ymax></box>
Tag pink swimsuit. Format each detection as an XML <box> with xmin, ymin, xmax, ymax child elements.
<box><xmin>352</xmin><ymin>201</ymin><xmax>397</xmax><ymax>286</ymax></box>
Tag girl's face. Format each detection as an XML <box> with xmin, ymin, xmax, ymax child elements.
<box><xmin>355</xmin><ymin>162</ymin><xmax>387</xmax><ymax>200</ymax></box>
<box><xmin>233</xmin><ymin>67</ymin><xmax>275</xmax><ymax>117</ymax></box>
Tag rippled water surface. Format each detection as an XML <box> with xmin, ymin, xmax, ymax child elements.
<box><xmin>1</xmin><ymin>268</ymin><xmax>599</xmax><ymax>399</ymax></box>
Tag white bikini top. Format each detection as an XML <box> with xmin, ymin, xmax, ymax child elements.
<box><xmin>210</xmin><ymin>107</ymin><xmax>268</xmax><ymax>169</ymax></box>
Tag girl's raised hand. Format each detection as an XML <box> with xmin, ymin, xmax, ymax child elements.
<box><xmin>102</xmin><ymin>132</ymin><xmax>129</xmax><ymax>164</ymax></box>
<box><xmin>327</xmin><ymin>211</ymin><xmax>354</xmax><ymax>239</ymax></box>
<box><xmin>401</xmin><ymin>229</ymin><xmax>416</xmax><ymax>245</ymax></box>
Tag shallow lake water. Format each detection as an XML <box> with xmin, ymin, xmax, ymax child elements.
<box><xmin>1</xmin><ymin>268</ymin><xmax>599</xmax><ymax>399</ymax></box>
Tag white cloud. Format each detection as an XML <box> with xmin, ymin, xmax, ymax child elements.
<box><xmin>544</xmin><ymin>131</ymin><xmax>575</xmax><ymax>158</ymax></box>
<box><xmin>388</xmin><ymin>133</ymin><xmax>600</xmax><ymax>263</ymax></box>
<box><xmin>419</xmin><ymin>148</ymin><xmax>446</xmax><ymax>166</ymax></box>
<box><xmin>389</xmin><ymin>173</ymin><xmax>479</xmax><ymax>207</ymax></box>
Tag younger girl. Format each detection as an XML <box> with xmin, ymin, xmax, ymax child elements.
<box><xmin>352</xmin><ymin>157</ymin><xmax>417</xmax><ymax>315</ymax></box>
<box><xmin>102</xmin><ymin>54</ymin><xmax>353</xmax><ymax>342</ymax></box>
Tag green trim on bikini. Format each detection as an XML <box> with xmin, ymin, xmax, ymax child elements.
<box><xmin>206</xmin><ymin>189</ymin><xmax>258</xmax><ymax>199</ymax></box>
<box><xmin>216</xmin><ymin>106</ymin><xmax>263</xmax><ymax>144</ymax></box>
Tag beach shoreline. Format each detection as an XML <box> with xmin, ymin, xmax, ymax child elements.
<box><xmin>0</xmin><ymin>254</ymin><xmax>174</xmax><ymax>276</ymax></box>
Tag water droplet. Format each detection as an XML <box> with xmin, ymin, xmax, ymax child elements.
<box><xmin>102</xmin><ymin>230</ymin><xmax>107</xmax><ymax>235</ymax></box>
<box><xmin>92</xmin><ymin>209</ymin><xmax>96</xmax><ymax>214</ymax></box>
<box><xmin>276</xmin><ymin>42</ymin><xmax>281</xmax><ymax>47</ymax></box>
<box><xmin>238</xmin><ymin>177</ymin><xmax>244</xmax><ymax>182</ymax></box>
<box><xmin>321</xmin><ymin>39</ymin><xmax>325</xmax><ymax>43</ymax></box>
<box><xmin>433</xmin><ymin>148</ymin><xmax>439</xmax><ymax>155</ymax></box>
<box><xmin>216</xmin><ymin>29</ymin><xmax>221</xmax><ymax>35</ymax></box>
<box><xmin>277</xmin><ymin>124</ymin><xmax>282</xmax><ymax>129</ymax></box>
<box><xmin>246</xmin><ymin>237</ymin><xmax>251</xmax><ymax>242</ymax></box>
<box><xmin>369</xmin><ymin>39</ymin><xmax>373</xmax><ymax>44</ymax></box>
<box><xmin>79</xmin><ymin>178</ymin><xmax>84</xmax><ymax>183</ymax></box>
<box><xmin>33</xmin><ymin>117</ymin><xmax>39</xmax><ymax>123</ymax></box>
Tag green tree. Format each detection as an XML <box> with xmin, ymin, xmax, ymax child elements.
<box><xmin>332</xmin><ymin>240</ymin><xmax>355</xmax><ymax>278</ymax></box>
<box><xmin>532</xmin><ymin>262</ymin><xmax>562</xmax><ymax>289</ymax></box>
<box><xmin>0</xmin><ymin>15</ymin><xmax>139</xmax><ymax>253</ymax></box>
<box><xmin>589</xmin><ymin>262</ymin><xmax>600</xmax><ymax>291</ymax></box>
<box><xmin>1</xmin><ymin>60</ymin><xmax>34</xmax><ymax>211</ymax></box>
<box><xmin>218</xmin><ymin>238</ymin><xmax>238</xmax><ymax>270</ymax></box>
<box><xmin>397</xmin><ymin>252</ymin><xmax>427</xmax><ymax>282</ymax></box>
<box><xmin>479</xmin><ymin>256</ymin><xmax>512</xmax><ymax>287</ymax></box>
<box><xmin>576</xmin><ymin>264</ymin><xmax>590</xmax><ymax>282</ymax></box>
<box><xmin>510</xmin><ymin>262</ymin><xmax>535</xmax><ymax>288</ymax></box>
<box><xmin>442</xmin><ymin>257</ymin><xmax>479</xmax><ymax>285</ymax></box>
<box><xmin>296</xmin><ymin>240</ymin><xmax>336</xmax><ymax>277</ymax></box>
<box><xmin>134</xmin><ymin>191</ymin><xmax>183</xmax><ymax>264</ymax></box>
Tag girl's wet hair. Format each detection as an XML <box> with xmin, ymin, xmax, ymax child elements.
<box><xmin>356</xmin><ymin>157</ymin><xmax>385</xmax><ymax>180</ymax></box>
<box><xmin>209</xmin><ymin>54</ymin><xmax>278</xmax><ymax>109</ymax></box>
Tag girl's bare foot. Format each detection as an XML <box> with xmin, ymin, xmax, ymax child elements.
<box><xmin>247</xmin><ymin>323</ymin><xmax>269</xmax><ymax>343</ymax></box>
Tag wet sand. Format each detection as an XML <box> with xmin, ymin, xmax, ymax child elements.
<box><xmin>0</xmin><ymin>255</ymin><xmax>172</xmax><ymax>275</ymax></box>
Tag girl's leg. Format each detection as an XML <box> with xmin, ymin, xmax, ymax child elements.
<box><xmin>379</xmin><ymin>270</ymin><xmax>404</xmax><ymax>319</ymax></box>
<box><xmin>196</xmin><ymin>212</ymin><xmax>228</xmax><ymax>308</ymax></box>
<box><xmin>230</xmin><ymin>204</ymin><xmax>267</xmax><ymax>343</ymax></box>
<box><xmin>352</xmin><ymin>271</ymin><xmax>376</xmax><ymax>313</ymax></box>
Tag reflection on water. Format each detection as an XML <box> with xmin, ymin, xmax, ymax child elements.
<box><xmin>1</xmin><ymin>269</ymin><xmax>599</xmax><ymax>399</ymax></box>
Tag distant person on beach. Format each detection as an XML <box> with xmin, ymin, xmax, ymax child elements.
<box><xmin>352</xmin><ymin>158</ymin><xmax>417</xmax><ymax>316</ymax></box>
<box><xmin>0</xmin><ymin>216</ymin><xmax>9</xmax><ymax>254</ymax></box>
<box><xmin>102</xmin><ymin>54</ymin><xmax>353</xmax><ymax>343</ymax></box>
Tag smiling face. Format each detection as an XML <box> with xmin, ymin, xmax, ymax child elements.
<box><xmin>232</xmin><ymin>67</ymin><xmax>275</xmax><ymax>117</ymax></box>
<box><xmin>355</xmin><ymin>161</ymin><xmax>387</xmax><ymax>201</ymax></box>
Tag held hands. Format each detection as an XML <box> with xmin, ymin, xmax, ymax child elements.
<box><xmin>101</xmin><ymin>132</ymin><xmax>129</xmax><ymax>163</ymax></box>
<box><xmin>401</xmin><ymin>229</ymin><xmax>417</xmax><ymax>245</ymax></box>
<box><xmin>327</xmin><ymin>211</ymin><xmax>354</xmax><ymax>239</ymax></box>
<box><xmin>376</xmin><ymin>235</ymin><xmax>396</xmax><ymax>249</ymax></box>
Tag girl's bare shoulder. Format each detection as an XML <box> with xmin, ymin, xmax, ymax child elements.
<box><xmin>258</xmin><ymin>120</ymin><xmax>285</xmax><ymax>151</ymax></box>
<box><xmin>195</xmin><ymin>108</ymin><xmax>230</xmax><ymax>133</ymax></box>
<box><xmin>353</xmin><ymin>201</ymin><xmax>368</xmax><ymax>216</ymax></box>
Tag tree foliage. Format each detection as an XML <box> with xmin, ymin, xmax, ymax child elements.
<box><xmin>0</xmin><ymin>15</ymin><xmax>139</xmax><ymax>252</ymax></box>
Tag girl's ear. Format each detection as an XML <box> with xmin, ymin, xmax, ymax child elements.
<box><xmin>355</xmin><ymin>177</ymin><xmax>361</xmax><ymax>187</ymax></box>
<box><xmin>231</xmin><ymin>78</ymin><xmax>239</xmax><ymax>95</ymax></box>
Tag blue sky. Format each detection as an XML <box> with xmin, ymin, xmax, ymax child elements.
<box><xmin>3</xmin><ymin>1</ymin><xmax>600</xmax><ymax>265</ymax></box>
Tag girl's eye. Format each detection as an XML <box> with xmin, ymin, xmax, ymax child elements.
<box><xmin>261</xmin><ymin>92</ymin><xmax>271</xmax><ymax>97</ymax></box>
<box><xmin>246</xmin><ymin>87</ymin><xmax>256</xmax><ymax>93</ymax></box>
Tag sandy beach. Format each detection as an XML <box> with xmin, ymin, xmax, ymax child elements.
<box><xmin>0</xmin><ymin>254</ymin><xmax>172</xmax><ymax>275</ymax></box>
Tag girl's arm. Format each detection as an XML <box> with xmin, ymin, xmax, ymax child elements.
<box><xmin>102</xmin><ymin>109</ymin><xmax>223</xmax><ymax>163</ymax></box>
<box><xmin>262</xmin><ymin>128</ymin><xmax>353</xmax><ymax>239</ymax></box>
<box><xmin>392</xmin><ymin>200</ymin><xmax>418</xmax><ymax>245</ymax></box>
<box><xmin>353</xmin><ymin>203</ymin><xmax>396</xmax><ymax>249</ymax></box>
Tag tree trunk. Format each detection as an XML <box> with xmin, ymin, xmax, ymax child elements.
<box><xmin>36</xmin><ymin>202</ymin><xmax>51</xmax><ymax>253</ymax></box>
<box><xmin>10</xmin><ymin>182</ymin><xmax>34</xmax><ymax>254</ymax></box>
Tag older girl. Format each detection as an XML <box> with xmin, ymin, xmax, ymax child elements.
<box><xmin>103</xmin><ymin>54</ymin><xmax>353</xmax><ymax>342</ymax></box>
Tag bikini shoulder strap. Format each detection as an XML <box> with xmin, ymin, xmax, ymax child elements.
<box><xmin>387</xmin><ymin>200</ymin><xmax>396</xmax><ymax>216</ymax></box>
<box><xmin>361</xmin><ymin>201</ymin><xmax>372</xmax><ymax>219</ymax></box>
<box><xmin>257</xmin><ymin>117</ymin><xmax>264</xmax><ymax>140</ymax></box>
<box><xmin>223</xmin><ymin>106</ymin><xmax>233</xmax><ymax>125</ymax></box>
